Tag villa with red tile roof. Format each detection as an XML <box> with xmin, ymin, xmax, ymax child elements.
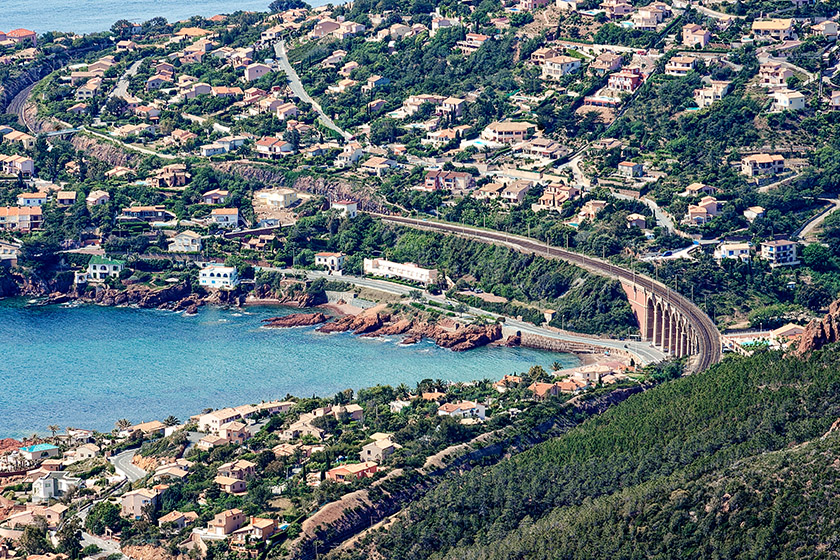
<box><xmin>6</xmin><ymin>29</ymin><xmax>37</xmax><ymax>46</ymax></box>
<box><xmin>326</xmin><ymin>461</ymin><xmax>379</xmax><ymax>482</ymax></box>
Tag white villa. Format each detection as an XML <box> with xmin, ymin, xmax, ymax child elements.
<box><xmin>363</xmin><ymin>258</ymin><xmax>438</xmax><ymax>285</ymax></box>
<box><xmin>199</xmin><ymin>266</ymin><xmax>240</xmax><ymax>290</ymax></box>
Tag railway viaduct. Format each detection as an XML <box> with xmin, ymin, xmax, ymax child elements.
<box><xmin>378</xmin><ymin>215</ymin><xmax>722</xmax><ymax>372</ymax></box>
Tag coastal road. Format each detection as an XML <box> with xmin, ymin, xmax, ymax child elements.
<box><xmin>375</xmin><ymin>215</ymin><xmax>721</xmax><ymax>372</ymax></box>
<box><xmin>109</xmin><ymin>449</ymin><xmax>146</xmax><ymax>482</ymax></box>
<box><xmin>274</xmin><ymin>40</ymin><xmax>352</xmax><ymax>141</ymax></box>
<box><xmin>259</xmin><ymin>268</ymin><xmax>666</xmax><ymax>365</ymax></box>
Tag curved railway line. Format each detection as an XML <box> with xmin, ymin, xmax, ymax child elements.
<box><xmin>378</xmin><ymin>215</ymin><xmax>722</xmax><ymax>372</ymax></box>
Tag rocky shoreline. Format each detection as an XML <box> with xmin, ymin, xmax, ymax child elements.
<box><xmin>12</xmin><ymin>281</ymin><xmax>517</xmax><ymax>353</ymax></box>
<box><xmin>263</xmin><ymin>309</ymin><xmax>517</xmax><ymax>352</ymax></box>
<box><xmin>23</xmin><ymin>278</ymin><xmax>325</xmax><ymax>316</ymax></box>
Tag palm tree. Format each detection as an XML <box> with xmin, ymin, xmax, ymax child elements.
<box><xmin>115</xmin><ymin>419</ymin><xmax>131</xmax><ymax>432</ymax></box>
<box><xmin>552</xmin><ymin>361</ymin><xmax>563</xmax><ymax>372</ymax></box>
<box><xmin>163</xmin><ymin>416</ymin><xmax>180</xmax><ymax>427</ymax></box>
<box><xmin>47</xmin><ymin>425</ymin><xmax>60</xmax><ymax>438</ymax></box>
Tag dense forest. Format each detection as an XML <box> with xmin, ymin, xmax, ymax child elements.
<box><xmin>338</xmin><ymin>344</ymin><xmax>840</xmax><ymax>559</ymax></box>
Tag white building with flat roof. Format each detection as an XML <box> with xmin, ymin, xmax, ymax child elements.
<box><xmin>256</xmin><ymin>188</ymin><xmax>298</xmax><ymax>209</ymax></box>
<box><xmin>761</xmin><ymin>239</ymin><xmax>799</xmax><ymax>267</ymax></box>
<box><xmin>363</xmin><ymin>258</ymin><xmax>438</xmax><ymax>285</ymax></box>
<box><xmin>199</xmin><ymin>266</ymin><xmax>240</xmax><ymax>290</ymax></box>
<box><xmin>331</xmin><ymin>200</ymin><xmax>358</xmax><ymax>218</ymax></box>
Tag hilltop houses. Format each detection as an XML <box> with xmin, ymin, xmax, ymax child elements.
<box><xmin>608</xmin><ymin>67</ymin><xmax>643</xmax><ymax>92</ymax></box>
<box><xmin>694</xmin><ymin>81</ymin><xmax>731</xmax><ymax>108</ymax></box>
<box><xmin>422</xmin><ymin>170</ymin><xmax>475</xmax><ymax>192</ymax></box>
<box><xmin>685</xmin><ymin>196</ymin><xmax>722</xmax><ymax>225</ymax></box>
<box><xmin>169</xmin><ymin>230</ymin><xmax>203</xmax><ymax>253</ymax></box>
<box><xmin>761</xmin><ymin>239</ymin><xmax>799</xmax><ymax>267</ymax></box>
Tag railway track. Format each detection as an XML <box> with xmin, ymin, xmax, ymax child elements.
<box><xmin>6</xmin><ymin>82</ymin><xmax>37</xmax><ymax>130</ymax></box>
<box><xmin>378</xmin><ymin>215</ymin><xmax>722</xmax><ymax>372</ymax></box>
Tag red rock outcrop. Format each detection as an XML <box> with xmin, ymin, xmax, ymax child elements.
<box><xmin>251</xmin><ymin>283</ymin><xmax>326</xmax><ymax>307</ymax></box>
<box><xmin>75</xmin><ymin>283</ymin><xmax>193</xmax><ymax>309</ymax></box>
<box><xmin>262</xmin><ymin>313</ymin><xmax>330</xmax><ymax>328</ymax></box>
<box><xmin>319</xmin><ymin>312</ymin><xmax>503</xmax><ymax>351</ymax></box>
<box><xmin>432</xmin><ymin>323</ymin><xmax>503</xmax><ymax>351</ymax></box>
<box><xmin>318</xmin><ymin>313</ymin><xmax>384</xmax><ymax>334</ymax></box>
<box><xmin>795</xmin><ymin>299</ymin><xmax>840</xmax><ymax>355</ymax></box>
<box><xmin>360</xmin><ymin>319</ymin><xmax>413</xmax><ymax>338</ymax></box>
<box><xmin>503</xmin><ymin>333</ymin><xmax>522</xmax><ymax>347</ymax></box>
<box><xmin>0</xmin><ymin>438</ymin><xmax>24</xmax><ymax>454</ymax></box>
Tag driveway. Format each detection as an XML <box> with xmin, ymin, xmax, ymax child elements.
<box><xmin>273</xmin><ymin>40</ymin><xmax>351</xmax><ymax>141</ymax></box>
<box><xmin>611</xmin><ymin>191</ymin><xmax>680</xmax><ymax>235</ymax></box>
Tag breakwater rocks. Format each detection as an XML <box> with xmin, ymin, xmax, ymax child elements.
<box><xmin>313</xmin><ymin>312</ymin><xmax>504</xmax><ymax>351</ymax></box>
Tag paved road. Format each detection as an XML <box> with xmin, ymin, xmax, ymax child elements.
<box><xmin>108</xmin><ymin>60</ymin><xmax>142</xmax><ymax>103</ymax></box>
<box><xmin>795</xmin><ymin>197</ymin><xmax>840</xmax><ymax>242</ymax></box>
<box><xmin>612</xmin><ymin>191</ymin><xmax>680</xmax><ymax>235</ymax></box>
<box><xmin>258</xmin><ymin>268</ymin><xmax>666</xmax><ymax>365</ymax></box>
<box><xmin>555</xmin><ymin>152</ymin><xmax>591</xmax><ymax>190</ymax></box>
<box><xmin>274</xmin><ymin>40</ymin><xmax>351</xmax><ymax>141</ymax></box>
<box><xmin>109</xmin><ymin>449</ymin><xmax>146</xmax><ymax>482</ymax></box>
<box><xmin>81</xmin><ymin>531</ymin><xmax>129</xmax><ymax>559</ymax></box>
<box><xmin>375</xmin><ymin>215</ymin><xmax>721</xmax><ymax>372</ymax></box>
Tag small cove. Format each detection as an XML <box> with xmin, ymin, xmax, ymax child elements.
<box><xmin>0</xmin><ymin>299</ymin><xmax>576</xmax><ymax>438</ymax></box>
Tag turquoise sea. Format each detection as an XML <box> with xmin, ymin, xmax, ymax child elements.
<box><xmin>2</xmin><ymin>0</ymin><xmax>330</xmax><ymax>35</ymax></box>
<box><xmin>0</xmin><ymin>300</ymin><xmax>575</xmax><ymax>439</ymax></box>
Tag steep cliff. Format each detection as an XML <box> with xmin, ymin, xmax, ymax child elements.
<box><xmin>796</xmin><ymin>299</ymin><xmax>840</xmax><ymax>355</ymax></box>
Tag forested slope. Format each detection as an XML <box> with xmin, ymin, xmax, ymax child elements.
<box><xmin>342</xmin><ymin>346</ymin><xmax>840</xmax><ymax>560</ymax></box>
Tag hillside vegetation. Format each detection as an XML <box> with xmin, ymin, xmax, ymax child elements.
<box><xmin>340</xmin><ymin>346</ymin><xmax>840</xmax><ymax>559</ymax></box>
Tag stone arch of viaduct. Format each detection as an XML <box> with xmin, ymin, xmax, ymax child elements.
<box><xmin>623</xmin><ymin>283</ymin><xmax>700</xmax><ymax>358</ymax></box>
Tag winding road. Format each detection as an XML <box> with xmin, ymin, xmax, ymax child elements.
<box><xmin>109</xmin><ymin>449</ymin><xmax>146</xmax><ymax>482</ymax></box>
<box><xmin>795</xmin><ymin>197</ymin><xmax>840</xmax><ymax>242</ymax></box>
<box><xmin>273</xmin><ymin>40</ymin><xmax>351</xmax><ymax>141</ymax></box>
<box><xmin>108</xmin><ymin>60</ymin><xmax>142</xmax><ymax>104</ymax></box>
<box><xmin>376</xmin><ymin>215</ymin><xmax>722</xmax><ymax>372</ymax></box>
